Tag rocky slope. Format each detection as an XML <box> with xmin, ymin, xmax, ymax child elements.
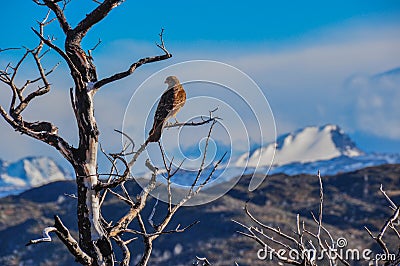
<box><xmin>0</xmin><ymin>164</ymin><xmax>399</xmax><ymax>265</ymax></box>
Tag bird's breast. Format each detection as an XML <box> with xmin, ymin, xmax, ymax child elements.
<box><xmin>173</xmin><ymin>86</ymin><xmax>186</xmax><ymax>107</ymax></box>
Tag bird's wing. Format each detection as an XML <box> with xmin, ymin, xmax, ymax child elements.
<box><xmin>154</xmin><ymin>87</ymin><xmax>176</xmax><ymax>121</ymax></box>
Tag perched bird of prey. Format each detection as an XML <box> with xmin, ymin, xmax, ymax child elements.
<box><xmin>147</xmin><ymin>76</ymin><xmax>186</xmax><ymax>143</ymax></box>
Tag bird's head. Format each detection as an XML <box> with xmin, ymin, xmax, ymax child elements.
<box><xmin>164</xmin><ymin>76</ymin><xmax>180</xmax><ymax>87</ymax></box>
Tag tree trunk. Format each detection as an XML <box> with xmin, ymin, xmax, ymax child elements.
<box><xmin>72</xmin><ymin>87</ymin><xmax>114</xmax><ymax>265</ymax></box>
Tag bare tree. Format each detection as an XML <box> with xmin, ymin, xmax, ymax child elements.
<box><xmin>234</xmin><ymin>172</ymin><xmax>350</xmax><ymax>266</ymax></box>
<box><xmin>1</xmin><ymin>1</ymin><xmax>220</xmax><ymax>265</ymax></box>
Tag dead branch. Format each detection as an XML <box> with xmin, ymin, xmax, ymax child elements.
<box><xmin>164</xmin><ymin>108</ymin><xmax>220</xmax><ymax>129</ymax></box>
<box><xmin>108</xmin><ymin>159</ymin><xmax>157</xmax><ymax>237</ymax></box>
<box><xmin>26</xmin><ymin>226</ymin><xmax>57</xmax><ymax>246</ymax></box>
<box><xmin>0</xmin><ymin>14</ymin><xmax>75</xmax><ymax>164</ymax></box>
<box><xmin>30</xmin><ymin>27</ymin><xmax>80</xmax><ymax>81</ymax></box>
<box><xmin>164</xmin><ymin>117</ymin><xmax>219</xmax><ymax>129</ymax></box>
<box><xmin>27</xmin><ymin>215</ymin><xmax>92</xmax><ymax>265</ymax></box>
<box><xmin>53</xmin><ymin>215</ymin><xmax>93</xmax><ymax>265</ymax></box>
<box><xmin>74</xmin><ymin>0</ymin><xmax>125</xmax><ymax>41</ymax></box>
<box><xmin>113</xmin><ymin>236</ymin><xmax>130</xmax><ymax>266</ymax></box>
<box><xmin>88</xmin><ymin>38</ymin><xmax>102</xmax><ymax>60</ymax></box>
<box><xmin>133</xmin><ymin>121</ymin><xmax>223</xmax><ymax>266</ymax></box>
<box><xmin>365</xmin><ymin>185</ymin><xmax>400</xmax><ymax>265</ymax></box>
<box><xmin>34</xmin><ymin>0</ymin><xmax>71</xmax><ymax>33</ymax></box>
<box><xmin>190</xmin><ymin>120</ymin><xmax>218</xmax><ymax>193</ymax></box>
<box><xmin>235</xmin><ymin>172</ymin><xmax>350</xmax><ymax>266</ymax></box>
<box><xmin>0</xmin><ymin>47</ymin><xmax>20</xmax><ymax>52</ymax></box>
<box><xmin>94</xmin><ymin>154</ymin><xmax>131</xmax><ymax>191</ymax></box>
<box><xmin>0</xmin><ymin>105</ymin><xmax>75</xmax><ymax>163</ymax></box>
<box><xmin>93</xmin><ymin>28</ymin><xmax>172</xmax><ymax>90</ymax></box>
<box><xmin>194</xmin><ymin>256</ymin><xmax>212</xmax><ymax>266</ymax></box>
<box><xmin>380</xmin><ymin>184</ymin><xmax>397</xmax><ymax>210</ymax></box>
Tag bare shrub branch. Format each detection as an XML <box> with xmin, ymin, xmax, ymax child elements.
<box><xmin>234</xmin><ymin>172</ymin><xmax>350</xmax><ymax>266</ymax></box>
<box><xmin>365</xmin><ymin>185</ymin><xmax>400</xmax><ymax>265</ymax></box>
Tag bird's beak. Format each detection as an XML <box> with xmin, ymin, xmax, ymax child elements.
<box><xmin>164</xmin><ymin>80</ymin><xmax>168</xmax><ymax>84</ymax></box>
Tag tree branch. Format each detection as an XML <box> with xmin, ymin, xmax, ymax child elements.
<box><xmin>93</xmin><ymin>29</ymin><xmax>172</xmax><ymax>90</ymax></box>
<box><xmin>26</xmin><ymin>226</ymin><xmax>57</xmax><ymax>246</ymax></box>
<box><xmin>194</xmin><ymin>256</ymin><xmax>212</xmax><ymax>266</ymax></box>
<box><xmin>164</xmin><ymin>116</ymin><xmax>219</xmax><ymax>129</ymax></box>
<box><xmin>73</xmin><ymin>0</ymin><xmax>125</xmax><ymax>41</ymax></box>
<box><xmin>40</xmin><ymin>0</ymin><xmax>72</xmax><ymax>34</ymax></box>
<box><xmin>31</xmin><ymin>27</ymin><xmax>83</xmax><ymax>86</ymax></box>
<box><xmin>54</xmin><ymin>215</ymin><xmax>93</xmax><ymax>265</ymax></box>
<box><xmin>113</xmin><ymin>236</ymin><xmax>130</xmax><ymax>266</ymax></box>
<box><xmin>365</xmin><ymin>206</ymin><xmax>400</xmax><ymax>258</ymax></box>
<box><xmin>108</xmin><ymin>159</ymin><xmax>157</xmax><ymax>237</ymax></box>
<box><xmin>0</xmin><ymin>105</ymin><xmax>75</xmax><ymax>163</ymax></box>
<box><xmin>0</xmin><ymin>47</ymin><xmax>20</xmax><ymax>52</ymax></box>
<box><xmin>26</xmin><ymin>215</ymin><xmax>92</xmax><ymax>265</ymax></box>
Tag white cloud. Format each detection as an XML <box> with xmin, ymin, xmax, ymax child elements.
<box><xmin>347</xmin><ymin>69</ymin><xmax>400</xmax><ymax>139</ymax></box>
<box><xmin>213</xmin><ymin>24</ymin><xmax>400</xmax><ymax>139</ymax></box>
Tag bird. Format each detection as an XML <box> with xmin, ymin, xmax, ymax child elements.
<box><xmin>146</xmin><ymin>76</ymin><xmax>186</xmax><ymax>143</ymax></box>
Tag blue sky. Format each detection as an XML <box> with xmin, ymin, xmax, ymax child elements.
<box><xmin>0</xmin><ymin>0</ymin><xmax>400</xmax><ymax>166</ymax></box>
<box><xmin>3</xmin><ymin>1</ymin><xmax>399</xmax><ymax>44</ymax></box>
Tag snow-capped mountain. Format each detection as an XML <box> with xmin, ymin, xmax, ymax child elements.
<box><xmin>236</xmin><ymin>124</ymin><xmax>364</xmax><ymax>167</ymax></box>
<box><xmin>234</xmin><ymin>124</ymin><xmax>400</xmax><ymax>176</ymax></box>
<box><xmin>0</xmin><ymin>157</ymin><xmax>71</xmax><ymax>197</ymax></box>
<box><xmin>138</xmin><ymin>124</ymin><xmax>400</xmax><ymax>188</ymax></box>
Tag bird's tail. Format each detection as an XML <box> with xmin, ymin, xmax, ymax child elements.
<box><xmin>146</xmin><ymin>120</ymin><xmax>163</xmax><ymax>143</ymax></box>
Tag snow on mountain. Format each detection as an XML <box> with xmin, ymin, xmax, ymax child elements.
<box><xmin>236</xmin><ymin>124</ymin><xmax>363</xmax><ymax>168</ymax></box>
<box><xmin>0</xmin><ymin>157</ymin><xmax>71</xmax><ymax>197</ymax></box>
<box><xmin>137</xmin><ymin>124</ymin><xmax>399</xmax><ymax>188</ymax></box>
<box><xmin>269</xmin><ymin>153</ymin><xmax>400</xmax><ymax>176</ymax></box>
<box><xmin>234</xmin><ymin>124</ymin><xmax>400</xmax><ymax>176</ymax></box>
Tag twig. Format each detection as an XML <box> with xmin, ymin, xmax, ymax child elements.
<box><xmin>0</xmin><ymin>47</ymin><xmax>21</xmax><ymax>53</ymax></box>
<box><xmin>195</xmin><ymin>256</ymin><xmax>212</xmax><ymax>266</ymax></box>
<box><xmin>26</xmin><ymin>227</ymin><xmax>57</xmax><ymax>246</ymax></box>
<box><xmin>93</xmin><ymin>29</ymin><xmax>172</xmax><ymax>90</ymax></box>
<box><xmin>365</xmin><ymin>206</ymin><xmax>400</xmax><ymax>258</ymax></box>
<box><xmin>148</xmin><ymin>196</ymin><xmax>159</xmax><ymax>228</ymax></box>
<box><xmin>87</xmin><ymin>38</ymin><xmax>102</xmax><ymax>60</ymax></box>
<box><xmin>114</xmin><ymin>129</ymin><xmax>135</xmax><ymax>155</ymax></box>
<box><xmin>27</xmin><ymin>215</ymin><xmax>92</xmax><ymax>265</ymax></box>
<box><xmin>317</xmin><ymin>171</ymin><xmax>323</xmax><ymax>238</ymax></box>
<box><xmin>113</xmin><ymin>236</ymin><xmax>130</xmax><ymax>266</ymax></box>
<box><xmin>190</xmin><ymin>120</ymin><xmax>217</xmax><ymax>193</ymax></box>
<box><xmin>64</xmin><ymin>193</ymin><xmax>77</xmax><ymax>199</ymax></box>
<box><xmin>380</xmin><ymin>184</ymin><xmax>397</xmax><ymax>210</ymax></box>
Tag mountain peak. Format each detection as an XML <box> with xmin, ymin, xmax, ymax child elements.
<box><xmin>0</xmin><ymin>156</ymin><xmax>71</xmax><ymax>197</ymax></box>
<box><xmin>236</xmin><ymin>124</ymin><xmax>364</xmax><ymax>167</ymax></box>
